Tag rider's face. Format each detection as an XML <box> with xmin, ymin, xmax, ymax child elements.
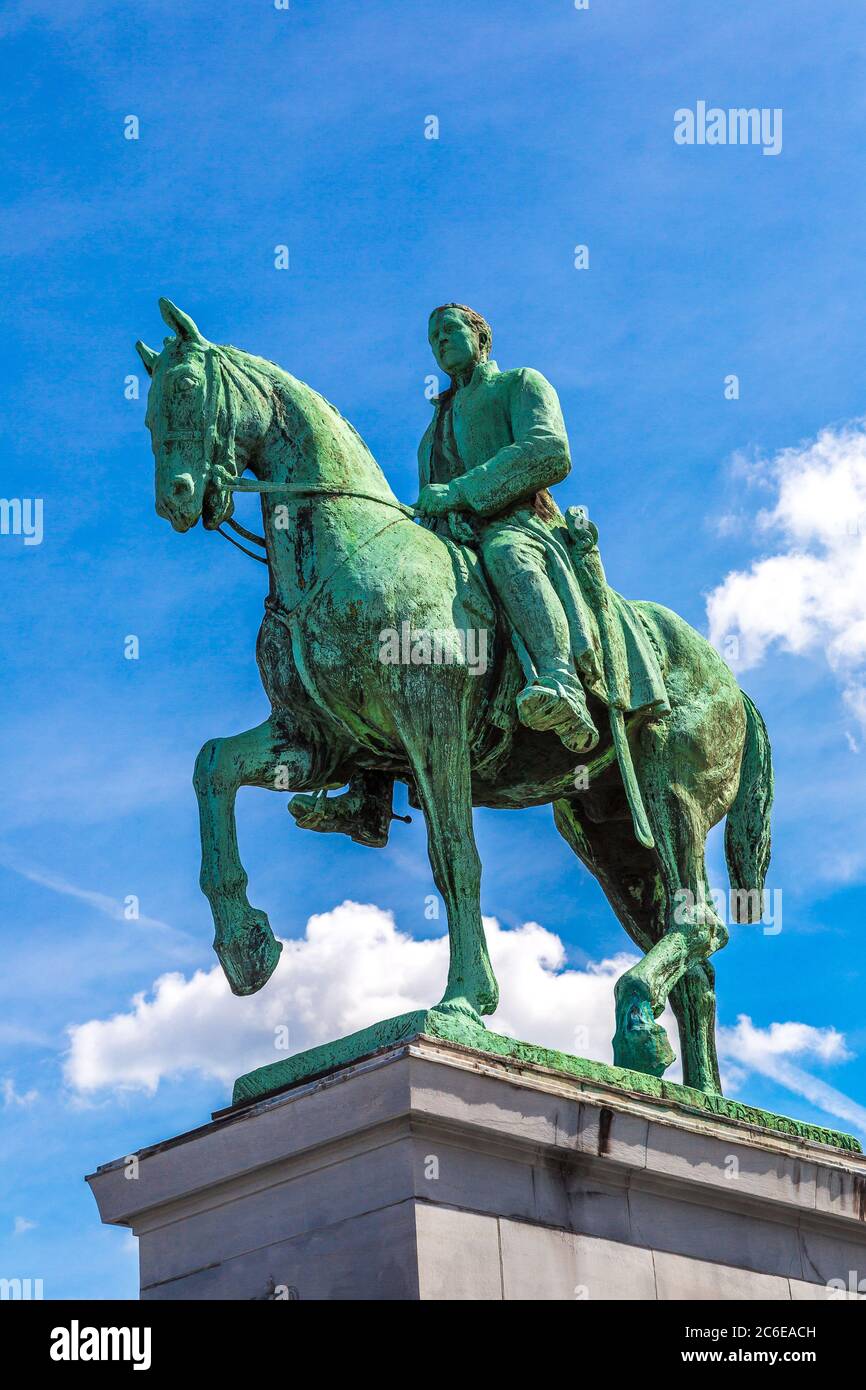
<box><xmin>429</xmin><ymin>310</ymin><xmax>479</xmax><ymax>378</ymax></box>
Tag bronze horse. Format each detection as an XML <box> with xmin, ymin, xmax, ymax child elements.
<box><xmin>137</xmin><ymin>299</ymin><xmax>772</xmax><ymax>1095</ymax></box>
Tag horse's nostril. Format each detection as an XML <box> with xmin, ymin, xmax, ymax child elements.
<box><xmin>173</xmin><ymin>474</ymin><xmax>195</xmax><ymax>498</ymax></box>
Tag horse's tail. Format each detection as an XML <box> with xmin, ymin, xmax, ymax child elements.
<box><xmin>725</xmin><ymin>691</ymin><xmax>774</xmax><ymax>924</ymax></box>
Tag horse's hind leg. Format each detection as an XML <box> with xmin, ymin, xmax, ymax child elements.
<box><xmin>397</xmin><ymin>703</ymin><xmax>498</xmax><ymax>1021</ymax></box>
<box><xmin>553</xmin><ymin>799</ymin><xmax>656</xmax><ymax>960</ymax></box>
<box><xmin>553</xmin><ymin>798</ymin><xmax>721</xmax><ymax>1093</ymax></box>
<box><xmin>669</xmin><ymin>962</ymin><xmax>721</xmax><ymax>1094</ymax></box>
<box><xmin>612</xmin><ymin>774</ymin><xmax>728</xmax><ymax>1086</ymax></box>
<box><xmin>553</xmin><ymin>800</ymin><xmax>675</xmax><ymax>1070</ymax></box>
<box><xmin>193</xmin><ymin>715</ymin><xmax>315</xmax><ymax>996</ymax></box>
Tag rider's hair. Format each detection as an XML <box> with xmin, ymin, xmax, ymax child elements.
<box><xmin>429</xmin><ymin>303</ymin><xmax>492</xmax><ymax>360</ymax></box>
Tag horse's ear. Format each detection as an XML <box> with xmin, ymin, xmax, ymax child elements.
<box><xmin>135</xmin><ymin>340</ymin><xmax>160</xmax><ymax>377</ymax></box>
<box><xmin>158</xmin><ymin>297</ymin><xmax>204</xmax><ymax>343</ymax></box>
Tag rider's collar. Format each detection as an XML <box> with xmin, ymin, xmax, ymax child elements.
<box><xmin>431</xmin><ymin>358</ymin><xmax>499</xmax><ymax>407</ymax></box>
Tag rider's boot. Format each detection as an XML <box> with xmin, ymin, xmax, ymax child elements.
<box><xmin>288</xmin><ymin>772</ymin><xmax>395</xmax><ymax>848</ymax></box>
<box><xmin>516</xmin><ymin>665</ymin><xmax>599</xmax><ymax>754</ymax></box>
<box><xmin>480</xmin><ymin>545</ymin><xmax>599</xmax><ymax>755</ymax></box>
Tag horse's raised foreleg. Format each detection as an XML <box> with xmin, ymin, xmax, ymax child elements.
<box><xmin>193</xmin><ymin>716</ymin><xmax>315</xmax><ymax>996</ymax></box>
<box><xmin>398</xmin><ymin>702</ymin><xmax>498</xmax><ymax>1022</ymax></box>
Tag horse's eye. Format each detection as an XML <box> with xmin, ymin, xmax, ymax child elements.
<box><xmin>176</xmin><ymin>376</ymin><xmax>198</xmax><ymax>389</ymax></box>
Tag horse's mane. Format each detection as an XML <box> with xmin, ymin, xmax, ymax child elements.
<box><xmin>214</xmin><ymin>342</ymin><xmax>380</xmax><ymax>472</ymax></box>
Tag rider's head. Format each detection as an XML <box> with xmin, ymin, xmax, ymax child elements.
<box><xmin>428</xmin><ymin>304</ymin><xmax>492</xmax><ymax>381</ymax></box>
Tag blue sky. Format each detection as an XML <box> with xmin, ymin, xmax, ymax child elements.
<box><xmin>2</xmin><ymin>0</ymin><xmax>866</xmax><ymax>1299</ymax></box>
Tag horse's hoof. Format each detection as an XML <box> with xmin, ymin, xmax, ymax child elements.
<box><xmin>214</xmin><ymin>908</ymin><xmax>282</xmax><ymax>997</ymax></box>
<box><xmin>613</xmin><ymin>994</ymin><xmax>675</xmax><ymax>1077</ymax></box>
<box><xmin>430</xmin><ymin>996</ymin><xmax>488</xmax><ymax>1033</ymax></box>
<box><xmin>438</xmin><ymin>967</ymin><xmax>499</xmax><ymax>1019</ymax></box>
<box><xmin>435</xmin><ymin>970</ymin><xmax>499</xmax><ymax>1024</ymax></box>
<box><xmin>477</xmin><ymin>977</ymin><xmax>500</xmax><ymax>1016</ymax></box>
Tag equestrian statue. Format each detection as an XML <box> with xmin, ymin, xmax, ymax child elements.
<box><xmin>136</xmin><ymin>297</ymin><xmax>773</xmax><ymax>1096</ymax></box>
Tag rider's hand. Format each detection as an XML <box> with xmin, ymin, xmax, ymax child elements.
<box><xmin>415</xmin><ymin>483</ymin><xmax>459</xmax><ymax>518</ymax></box>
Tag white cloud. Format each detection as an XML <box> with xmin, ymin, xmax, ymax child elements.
<box><xmin>1</xmin><ymin>858</ymin><xmax>176</xmax><ymax>935</ymax></box>
<box><xmin>2</xmin><ymin>1078</ymin><xmax>38</xmax><ymax>1108</ymax></box>
<box><xmin>719</xmin><ymin>1015</ymin><xmax>851</xmax><ymax>1067</ymax></box>
<box><xmin>65</xmin><ymin>901</ymin><xmax>634</xmax><ymax>1094</ymax></box>
<box><xmin>65</xmin><ymin>899</ymin><xmax>865</xmax><ymax>1138</ymax></box>
<box><xmin>13</xmin><ymin>1217</ymin><xmax>37</xmax><ymax>1235</ymax></box>
<box><xmin>718</xmin><ymin>1015</ymin><xmax>866</xmax><ymax>1133</ymax></box>
<box><xmin>707</xmin><ymin>421</ymin><xmax>866</xmax><ymax>727</ymax></box>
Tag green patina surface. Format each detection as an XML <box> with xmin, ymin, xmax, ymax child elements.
<box><xmin>139</xmin><ymin>297</ymin><xmax>780</xmax><ymax>1105</ymax></box>
<box><xmin>231</xmin><ymin>1010</ymin><xmax>860</xmax><ymax>1153</ymax></box>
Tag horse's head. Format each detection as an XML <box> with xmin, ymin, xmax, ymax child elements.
<box><xmin>137</xmin><ymin>298</ymin><xmax>240</xmax><ymax>533</ymax></box>
<box><xmin>138</xmin><ymin>298</ymin><xmax>393</xmax><ymax>544</ymax></box>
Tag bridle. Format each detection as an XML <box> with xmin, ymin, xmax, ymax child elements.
<box><xmin>157</xmin><ymin>344</ymin><xmax>417</xmax><ymax>565</ymax></box>
<box><xmin>155</xmin><ymin>344</ymin><xmax>225</xmax><ymax>472</ymax></box>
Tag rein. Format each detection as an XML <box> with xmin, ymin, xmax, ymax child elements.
<box><xmin>218</xmin><ymin>471</ymin><xmax>416</xmax><ymax>515</ymax></box>
<box><xmin>213</xmin><ymin>469</ymin><xmax>418</xmax><ymax>566</ymax></box>
<box><xmin>217</xmin><ymin>522</ymin><xmax>269</xmax><ymax>564</ymax></box>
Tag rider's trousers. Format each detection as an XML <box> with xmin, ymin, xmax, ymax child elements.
<box><xmin>480</xmin><ymin>509</ymin><xmax>594</xmax><ymax>695</ymax></box>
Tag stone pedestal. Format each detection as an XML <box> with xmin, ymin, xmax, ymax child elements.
<box><xmin>87</xmin><ymin>1035</ymin><xmax>866</xmax><ymax>1300</ymax></box>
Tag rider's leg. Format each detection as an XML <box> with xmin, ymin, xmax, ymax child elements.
<box><xmin>481</xmin><ymin>525</ymin><xmax>598</xmax><ymax>753</ymax></box>
<box><xmin>288</xmin><ymin>770</ymin><xmax>395</xmax><ymax>848</ymax></box>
